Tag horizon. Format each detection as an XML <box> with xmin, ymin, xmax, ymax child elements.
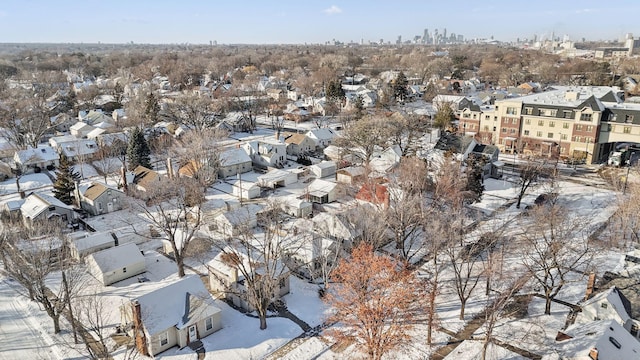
<box><xmin>1</xmin><ymin>1</ymin><xmax>638</xmax><ymax>45</ymax></box>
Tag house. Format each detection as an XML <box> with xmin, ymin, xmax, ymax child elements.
<box><xmin>13</xmin><ymin>146</ymin><xmax>59</xmax><ymax>172</ymax></box>
<box><xmin>50</xmin><ymin>113</ymin><xmax>76</xmax><ymax>133</ymax></box>
<box><xmin>306</xmin><ymin>179</ymin><xmax>339</xmax><ymax>204</ymax></box>
<box><xmin>54</xmin><ymin>138</ymin><xmax>99</xmax><ymax>162</ymax></box>
<box><xmin>309</xmin><ymin>161</ymin><xmax>337</xmax><ymax>178</ymax></box>
<box><xmin>218</xmin><ymin>147</ymin><xmax>253</xmax><ymax>178</ymax></box>
<box><xmin>336</xmin><ymin>166</ymin><xmax>366</xmax><ymax>185</ymax></box>
<box><xmin>266</xmin><ymin>88</ymin><xmax>284</xmax><ymax>101</ymax></box>
<box><xmin>130</xmin><ymin>166</ymin><xmax>163</xmax><ymax>193</ymax></box>
<box><xmin>242</xmin><ymin>139</ymin><xmax>287</xmax><ymax>168</ymax></box>
<box><xmin>85</xmin><ymin>243</ymin><xmax>146</xmax><ymax>286</ymax></box>
<box><xmin>356</xmin><ymin>182</ymin><xmax>390</xmax><ymax>208</ymax></box>
<box><xmin>231</xmin><ymin>180</ymin><xmax>260</xmax><ymax>200</ymax></box>
<box><xmin>283</xmin><ymin>132</ymin><xmax>315</xmax><ymax>156</ymax></box>
<box><xmin>121</xmin><ymin>275</ymin><xmax>222</xmax><ymax>357</ymax></box>
<box><xmin>211</xmin><ymin>204</ymin><xmax>261</xmax><ymax>237</ymax></box>
<box><xmin>208</xmin><ymin>249</ymin><xmax>290</xmax><ymax>312</ymax></box>
<box><xmin>369</xmin><ymin>146</ymin><xmax>402</xmax><ymax>175</ymax></box>
<box><xmin>77</xmin><ymin>182</ymin><xmax>126</xmax><ymax>216</ymax></box>
<box><xmin>257</xmin><ymin>169</ymin><xmax>297</xmax><ymax>188</ymax></box>
<box><xmin>20</xmin><ymin>192</ymin><xmax>76</xmax><ymax>226</ymax></box>
<box><xmin>554</xmin><ymin>319</ymin><xmax>640</xmax><ymax>360</ymax></box>
<box><xmin>306</xmin><ymin>128</ymin><xmax>336</xmax><ymax>150</ymax></box>
<box><xmin>283</xmin><ymin>226</ymin><xmax>338</xmax><ymax>280</ymax></box>
<box><xmin>312</xmin><ymin>212</ymin><xmax>361</xmax><ymax>247</ymax></box>
<box><xmin>69</xmin><ymin>231</ymin><xmax>113</xmax><ymax>260</ymax></box>
<box><xmin>280</xmin><ymin>196</ymin><xmax>313</xmax><ymax>218</ymax></box>
<box><xmin>69</xmin><ymin>121</ymin><xmax>95</xmax><ymax>138</ymax></box>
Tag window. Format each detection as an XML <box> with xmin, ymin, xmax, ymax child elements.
<box><xmin>524</xmin><ymin>107</ymin><xmax>533</xmax><ymax>115</ymax></box>
<box><xmin>561</xmin><ymin>134</ymin><xmax>568</xmax><ymax>140</ymax></box>
<box><xmin>574</xmin><ymin>136</ymin><xmax>582</xmax><ymax>142</ymax></box>
<box><xmin>624</xmin><ymin>126</ymin><xmax>632</xmax><ymax>134</ymax></box>
<box><xmin>494</xmin><ymin>116</ymin><xmax>498</xmax><ymax>121</ymax></box>
<box><xmin>609</xmin><ymin>337</ymin><xmax>621</xmax><ymax>349</ymax></box>
<box><xmin>510</xmin><ymin>129</ymin><xmax>516</xmax><ymax>134</ymax></box>
<box><xmin>626</xmin><ymin>114</ymin><xmax>634</xmax><ymax>123</ymax></box>
<box><xmin>538</xmin><ymin>120</ymin><xmax>544</xmax><ymax>126</ymax></box>
<box><xmin>123</xmin><ymin>267</ymin><xmax>127</xmax><ymax>273</ymax></box>
<box><xmin>563</xmin><ymin>111</ymin><xmax>572</xmax><ymax>119</ymax></box>
<box><xmin>576</xmin><ymin>124</ymin><xmax>583</xmax><ymax>131</ymax></box>
<box><xmin>206</xmin><ymin>317</ymin><xmax>213</xmax><ymax>331</ymax></box>
<box><xmin>631</xmin><ymin>324</ymin><xmax>639</xmax><ymax>337</ymax></box>
<box><xmin>536</xmin><ymin>131</ymin><xmax>542</xmax><ymax>137</ymax></box>
<box><xmin>563</xmin><ymin>123</ymin><xmax>570</xmax><ymax>129</ymax></box>
<box><xmin>601</xmin><ymin>303</ymin><xmax>608</xmax><ymax>309</ymax></box>
<box><xmin>524</xmin><ymin>130</ymin><xmax>530</xmax><ymax>136</ymax></box>
<box><xmin>548</xmin><ymin>133</ymin><xmax>554</xmax><ymax>138</ymax></box>
<box><xmin>549</xmin><ymin>121</ymin><xmax>555</xmax><ymax>127</ymax></box>
<box><xmin>580</xmin><ymin>113</ymin><xmax>592</xmax><ymax>121</ymax></box>
<box><xmin>485</xmin><ymin>115</ymin><xmax>491</xmax><ymax>120</ymax></box>
<box><xmin>586</xmin><ymin>125</ymin><xmax>594</xmax><ymax>132</ymax></box>
<box><xmin>539</xmin><ymin>108</ymin><xmax>557</xmax><ymax>116</ymax></box>
<box><xmin>160</xmin><ymin>332</ymin><xmax>168</xmax><ymax>346</ymax></box>
<box><xmin>472</xmin><ymin>114</ymin><xmax>477</xmax><ymax>119</ymax></box>
<box><xmin>501</xmin><ymin>128</ymin><xmax>507</xmax><ymax>133</ymax></box>
<box><xmin>506</xmin><ymin>107</ymin><xmax>518</xmax><ymax>115</ymax></box>
<box><xmin>525</xmin><ymin>119</ymin><xmax>531</xmax><ymax>125</ymax></box>
<box><xmin>512</xmin><ymin>118</ymin><xmax>518</xmax><ymax>124</ymax></box>
<box><xmin>493</xmin><ymin>126</ymin><xmax>497</xmax><ymax>131</ymax></box>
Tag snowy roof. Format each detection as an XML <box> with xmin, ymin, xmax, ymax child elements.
<box><xmin>216</xmin><ymin>204</ymin><xmax>262</xmax><ymax>226</ymax></box>
<box><xmin>557</xmin><ymin>319</ymin><xmax>640</xmax><ymax>359</ymax></box>
<box><xmin>514</xmin><ymin>86</ymin><xmax>619</xmax><ymax>108</ymax></box>
<box><xmin>20</xmin><ymin>192</ymin><xmax>73</xmax><ymax>220</ymax></box>
<box><xmin>82</xmin><ymin>182</ymin><xmax>123</xmax><ymax>201</ymax></box>
<box><xmin>580</xmin><ymin>286</ymin><xmax>631</xmax><ymax>324</ymax></box>
<box><xmin>134</xmin><ymin>275</ymin><xmax>221</xmax><ymax>334</ymax></box>
<box><xmin>85</xmin><ymin>127</ymin><xmax>107</xmax><ymax>139</ymax></box>
<box><xmin>337</xmin><ymin>166</ymin><xmax>366</xmax><ymax>177</ymax></box>
<box><xmin>69</xmin><ymin>121</ymin><xmax>93</xmax><ymax>132</ymax></box>
<box><xmin>220</xmin><ymin>147</ymin><xmax>251</xmax><ymax>166</ymax></box>
<box><xmin>312</xmin><ymin>212</ymin><xmax>360</xmax><ymax>240</ymax></box>
<box><xmin>310</xmin><ymin>161</ymin><xmax>337</xmax><ymax>170</ymax></box>
<box><xmin>60</xmin><ymin>139</ymin><xmax>98</xmax><ymax>158</ymax></box>
<box><xmin>257</xmin><ymin>169</ymin><xmax>294</xmax><ymax>184</ymax></box>
<box><xmin>14</xmin><ymin>145</ymin><xmax>59</xmax><ymax>165</ymax></box>
<box><xmin>87</xmin><ymin>243</ymin><xmax>144</xmax><ymax>274</ymax></box>
<box><xmin>72</xmin><ymin>231</ymin><xmax>116</xmax><ymax>252</ymax></box>
<box><xmin>307</xmin><ymin>179</ymin><xmax>337</xmax><ymax>195</ymax></box>
<box><xmin>306</xmin><ymin>128</ymin><xmax>336</xmax><ymax>141</ymax></box>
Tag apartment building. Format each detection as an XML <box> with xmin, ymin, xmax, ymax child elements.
<box><xmin>459</xmin><ymin>86</ymin><xmax>634</xmax><ymax>164</ymax></box>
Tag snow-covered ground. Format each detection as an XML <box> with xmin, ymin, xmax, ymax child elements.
<box><xmin>0</xmin><ymin>173</ymin><xmax>52</xmax><ymax>195</ymax></box>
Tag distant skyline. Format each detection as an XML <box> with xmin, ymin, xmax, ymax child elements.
<box><xmin>1</xmin><ymin>1</ymin><xmax>638</xmax><ymax>44</ymax></box>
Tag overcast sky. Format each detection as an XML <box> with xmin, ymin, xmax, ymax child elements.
<box><xmin>1</xmin><ymin>0</ymin><xmax>638</xmax><ymax>44</ymax></box>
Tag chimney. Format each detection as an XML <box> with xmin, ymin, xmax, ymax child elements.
<box><xmin>19</xmin><ymin>190</ymin><xmax>25</xmax><ymax>199</ymax></box>
<box><xmin>132</xmin><ymin>300</ymin><xmax>149</xmax><ymax>356</ymax></box>
<box><xmin>120</xmin><ymin>166</ymin><xmax>128</xmax><ymax>193</ymax></box>
<box><xmin>166</xmin><ymin>157</ymin><xmax>174</xmax><ymax>179</ymax></box>
<box><xmin>585</xmin><ymin>272</ymin><xmax>596</xmax><ymax>300</ymax></box>
<box><xmin>589</xmin><ymin>347</ymin><xmax>598</xmax><ymax>360</ymax></box>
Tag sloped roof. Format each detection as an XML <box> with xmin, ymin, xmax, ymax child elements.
<box><xmin>72</xmin><ymin>231</ymin><xmax>115</xmax><ymax>252</ymax></box>
<box><xmin>283</xmin><ymin>133</ymin><xmax>310</xmax><ymax>145</ymax></box>
<box><xmin>557</xmin><ymin>319</ymin><xmax>640</xmax><ymax>359</ymax></box>
<box><xmin>20</xmin><ymin>192</ymin><xmax>73</xmax><ymax>220</ymax></box>
<box><xmin>220</xmin><ymin>148</ymin><xmax>251</xmax><ymax>167</ymax></box>
<box><xmin>87</xmin><ymin>242</ymin><xmax>144</xmax><ymax>274</ymax></box>
<box><xmin>14</xmin><ymin>145</ymin><xmax>59</xmax><ymax>164</ymax></box>
<box><xmin>82</xmin><ymin>182</ymin><xmax>123</xmax><ymax>201</ymax></box>
<box><xmin>132</xmin><ymin>166</ymin><xmax>161</xmax><ymax>189</ymax></box>
<box><xmin>134</xmin><ymin>275</ymin><xmax>221</xmax><ymax>334</ymax></box>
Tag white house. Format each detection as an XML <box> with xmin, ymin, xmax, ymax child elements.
<box><xmin>257</xmin><ymin>169</ymin><xmax>297</xmax><ymax>188</ymax></box>
<box><xmin>69</xmin><ymin>231</ymin><xmax>117</xmax><ymax>260</ymax></box>
<box><xmin>85</xmin><ymin>243</ymin><xmax>146</xmax><ymax>286</ymax></box>
<box><xmin>312</xmin><ymin>212</ymin><xmax>361</xmax><ymax>247</ymax></box>
<box><xmin>231</xmin><ymin>180</ymin><xmax>261</xmax><ymax>200</ymax></box>
<box><xmin>336</xmin><ymin>166</ymin><xmax>366</xmax><ymax>185</ymax></box>
<box><xmin>208</xmin><ymin>248</ymin><xmax>290</xmax><ymax>312</ymax></box>
<box><xmin>576</xmin><ymin>285</ymin><xmax>640</xmax><ymax>340</ymax></box>
<box><xmin>13</xmin><ymin>146</ymin><xmax>59</xmax><ymax>172</ymax></box>
<box><xmin>283</xmin><ymin>133</ymin><xmax>316</xmax><ymax>156</ymax></box>
<box><xmin>69</xmin><ymin>121</ymin><xmax>95</xmax><ymax>138</ymax></box>
<box><xmin>218</xmin><ymin>147</ymin><xmax>253</xmax><ymax>178</ymax></box>
<box><xmin>555</xmin><ymin>319</ymin><xmax>640</xmax><ymax>360</ymax></box>
<box><xmin>306</xmin><ymin>128</ymin><xmax>336</xmax><ymax>150</ymax></box>
<box><xmin>242</xmin><ymin>139</ymin><xmax>287</xmax><ymax>168</ymax></box>
<box><xmin>281</xmin><ymin>196</ymin><xmax>313</xmax><ymax>218</ymax></box>
<box><xmin>306</xmin><ymin>179</ymin><xmax>339</xmax><ymax>204</ymax></box>
<box><xmin>309</xmin><ymin>161</ymin><xmax>337</xmax><ymax>178</ymax></box>
<box><xmin>121</xmin><ymin>275</ymin><xmax>222</xmax><ymax>357</ymax></box>
<box><xmin>20</xmin><ymin>192</ymin><xmax>76</xmax><ymax>225</ymax></box>
<box><xmin>211</xmin><ymin>204</ymin><xmax>261</xmax><ymax>237</ymax></box>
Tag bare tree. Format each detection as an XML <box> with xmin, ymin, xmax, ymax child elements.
<box><xmin>165</xmin><ymin>92</ymin><xmax>220</xmax><ymax>132</ymax></box>
<box><xmin>211</xmin><ymin>204</ymin><xmax>294</xmax><ymax>330</ymax></box>
<box><xmin>0</xmin><ymin>222</ymin><xmax>84</xmax><ymax>334</ymax></box>
<box><xmin>334</xmin><ymin>114</ymin><xmax>391</xmax><ymax>168</ymax></box>
<box><xmin>445</xmin><ymin>233</ymin><xmax>483</xmax><ymax>320</ymax></box>
<box><xmin>172</xmin><ymin>128</ymin><xmax>227</xmax><ymax>187</ymax></box>
<box><xmin>135</xmin><ymin>177</ymin><xmax>205</xmax><ymax>277</ymax></box>
<box><xmin>515</xmin><ymin>157</ymin><xmax>550</xmax><ymax>209</ymax></box>
<box><xmin>519</xmin><ymin>203</ymin><xmax>593</xmax><ymax>315</ymax></box>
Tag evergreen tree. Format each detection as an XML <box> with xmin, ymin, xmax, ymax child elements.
<box><xmin>392</xmin><ymin>71</ymin><xmax>409</xmax><ymax>102</ymax></box>
<box><xmin>144</xmin><ymin>92</ymin><xmax>160</xmax><ymax>124</ymax></box>
<box><xmin>127</xmin><ymin>127</ymin><xmax>152</xmax><ymax>170</ymax></box>
<box><xmin>53</xmin><ymin>155</ymin><xmax>80</xmax><ymax>205</ymax></box>
<box><xmin>464</xmin><ymin>155</ymin><xmax>485</xmax><ymax>203</ymax></box>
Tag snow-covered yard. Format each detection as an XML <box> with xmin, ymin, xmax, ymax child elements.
<box><xmin>0</xmin><ymin>173</ymin><xmax>52</xmax><ymax>194</ymax></box>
